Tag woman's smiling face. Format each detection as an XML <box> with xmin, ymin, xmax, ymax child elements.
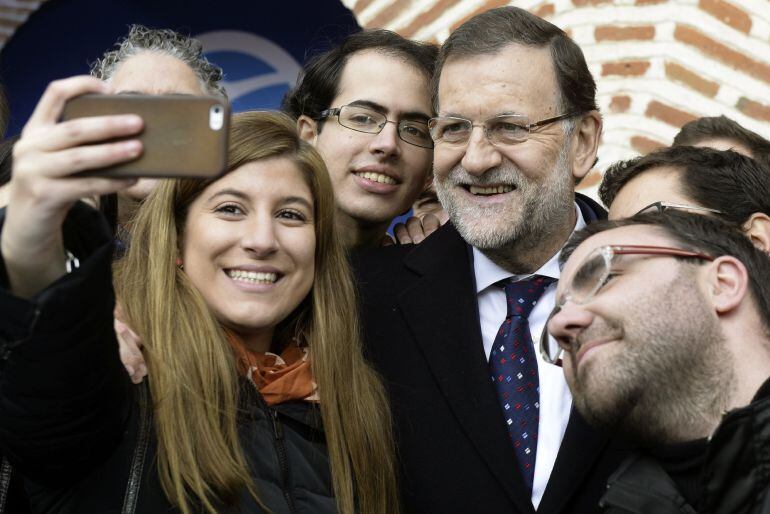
<box><xmin>181</xmin><ymin>157</ymin><xmax>316</xmax><ymax>351</ymax></box>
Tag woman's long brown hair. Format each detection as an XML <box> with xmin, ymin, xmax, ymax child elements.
<box><xmin>114</xmin><ymin>111</ymin><xmax>399</xmax><ymax>514</ymax></box>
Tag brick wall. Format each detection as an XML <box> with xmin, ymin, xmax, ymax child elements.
<box><xmin>0</xmin><ymin>0</ymin><xmax>45</xmax><ymax>47</ymax></box>
<box><xmin>2</xmin><ymin>0</ymin><xmax>768</xmax><ymax>195</ymax></box>
<box><xmin>344</xmin><ymin>0</ymin><xmax>770</xmax><ymax>193</ymax></box>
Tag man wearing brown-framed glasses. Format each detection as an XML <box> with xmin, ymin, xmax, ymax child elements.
<box><xmin>355</xmin><ymin>6</ymin><xmax>626</xmax><ymax>514</ymax></box>
<box><xmin>548</xmin><ymin>210</ymin><xmax>770</xmax><ymax>513</ymax></box>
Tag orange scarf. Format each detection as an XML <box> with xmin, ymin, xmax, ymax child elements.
<box><xmin>228</xmin><ymin>333</ymin><xmax>319</xmax><ymax>406</ymax></box>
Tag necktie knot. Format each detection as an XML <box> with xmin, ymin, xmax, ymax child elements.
<box><xmin>502</xmin><ymin>275</ymin><xmax>554</xmax><ymax>319</ymax></box>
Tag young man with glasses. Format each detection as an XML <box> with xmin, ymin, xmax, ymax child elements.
<box><xmin>282</xmin><ymin>30</ymin><xmax>436</xmax><ymax>249</ymax></box>
<box><xmin>355</xmin><ymin>7</ymin><xmax>626</xmax><ymax>514</ymax></box>
<box><xmin>600</xmin><ymin>145</ymin><xmax>770</xmax><ymax>252</ymax></box>
<box><xmin>546</xmin><ymin>210</ymin><xmax>770</xmax><ymax>512</ymax></box>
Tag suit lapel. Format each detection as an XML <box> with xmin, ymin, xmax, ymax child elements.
<box><xmin>396</xmin><ymin>225</ymin><xmax>536</xmax><ymax>514</ymax></box>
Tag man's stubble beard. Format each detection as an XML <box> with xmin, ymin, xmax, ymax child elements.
<box><xmin>571</xmin><ymin>271</ymin><xmax>734</xmax><ymax>446</ymax></box>
<box><xmin>435</xmin><ymin>143</ymin><xmax>575</xmax><ymax>260</ymax></box>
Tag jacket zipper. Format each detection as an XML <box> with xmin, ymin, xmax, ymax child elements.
<box><xmin>269</xmin><ymin>408</ymin><xmax>297</xmax><ymax>514</ymax></box>
<box><xmin>0</xmin><ymin>457</ymin><xmax>12</xmax><ymax>514</ymax></box>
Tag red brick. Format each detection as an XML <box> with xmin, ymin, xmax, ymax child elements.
<box><xmin>447</xmin><ymin>0</ymin><xmax>511</xmax><ymax>33</ymax></box>
<box><xmin>533</xmin><ymin>3</ymin><xmax>555</xmax><ymax>18</ymax></box>
<box><xmin>674</xmin><ymin>25</ymin><xmax>770</xmax><ymax>85</ymax></box>
<box><xmin>399</xmin><ymin>0</ymin><xmax>462</xmax><ymax>37</ymax></box>
<box><xmin>698</xmin><ymin>0</ymin><xmax>751</xmax><ymax>33</ymax></box>
<box><xmin>595</xmin><ymin>25</ymin><xmax>655</xmax><ymax>41</ymax></box>
<box><xmin>609</xmin><ymin>95</ymin><xmax>631</xmax><ymax>113</ymax></box>
<box><xmin>0</xmin><ymin>17</ymin><xmax>22</xmax><ymax>29</ymax></box>
<box><xmin>631</xmin><ymin>136</ymin><xmax>667</xmax><ymax>154</ymax></box>
<box><xmin>602</xmin><ymin>60</ymin><xmax>651</xmax><ymax>77</ymax></box>
<box><xmin>645</xmin><ymin>100</ymin><xmax>698</xmax><ymax>127</ymax></box>
<box><xmin>573</xmin><ymin>0</ymin><xmax>612</xmax><ymax>6</ymax></box>
<box><xmin>664</xmin><ymin>61</ymin><xmax>719</xmax><ymax>97</ymax></box>
<box><xmin>577</xmin><ymin>169</ymin><xmax>602</xmax><ymax>190</ymax></box>
<box><xmin>352</xmin><ymin>0</ymin><xmax>378</xmax><ymax>16</ymax></box>
<box><xmin>367</xmin><ymin>0</ymin><xmax>412</xmax><ymax>29</ymax></box>
<box><xmin>0</xmin><ymin>6</ymin><xmax>35</xmax><ymax>16</ymax></box>
<box><xmin>737</xmin><ymin>97</ymin><xmax>770</xmax><ymax>123</ymax></box>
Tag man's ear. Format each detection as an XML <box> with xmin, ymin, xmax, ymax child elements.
<box><xmin>297</xmin><ymin>115</ymin><xmax>319</xmax><ymax>145</ymax></box>
<box><xmin>571</xmin><ymin>110</ymin><xmax>602</xmax><ymax>181</ymax></box>
<box><xmin>708</xmin><ymin>255</ymin><xmax>749</xmax><ymax>315</ymax></box>
<box><xmin>743</xmin><ymin>212</ymin><xmax>770</xmax><ymax>254</ymax></box>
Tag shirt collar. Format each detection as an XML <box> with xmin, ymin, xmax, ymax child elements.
<box><xmin>473</xmin><ymin>202</ymin><xmax>587</xmax><ymax>294</ymax></box>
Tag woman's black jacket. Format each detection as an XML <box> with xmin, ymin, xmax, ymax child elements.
<box><xmin>0</xmin><ymin>203</ymin><xmax>338</xmax><ymax>513</ymax></box>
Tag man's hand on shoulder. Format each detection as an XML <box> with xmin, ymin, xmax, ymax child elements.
<box><xmin>114</xmin><ymin>305</ymin><xmax>146</xmax><ymax>384</ymax></box>
<box><xmin>390</xmin><ymin>213</ymin><xmax>442</xmax><ymax>245</ymax></box>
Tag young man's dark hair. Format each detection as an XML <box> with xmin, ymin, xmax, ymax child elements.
<box><xmin>560</xmin><ymin>210</ymin><xmax>770</xmax><ymax>334</ymax></box>
<box><xmin>431</xmin><ymin>6</ymin><xmax>597</xmax><ymax>115</ymax></box>
<box><xmin>673</xmin><ymin>115</ymin><xmax>770</xmax><ymax>169</ymax></box>
<box><xmin>599</xmin><ymin>145</ymin><xmax>770</xmax><ymax>226</ymax></box>
<box><xmin>282</xmin><ymin>29</ymin><xmax>438</xmax><ymax>129</ymax></box>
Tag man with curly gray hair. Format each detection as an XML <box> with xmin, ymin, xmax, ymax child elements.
<box><xmin>0</xmin><ymin>25</ymin><xmax>225</xmax><ymax>213</ymax></box>
<box><xmin>91</xmin><ymin>24</ymin><xmax>226</xmax><ymax>99</ymax></box>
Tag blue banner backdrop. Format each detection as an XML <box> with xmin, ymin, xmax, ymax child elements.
<box><xmin>0</xmin><ymin>0</ymin><xmax>360</xmax><ymax>136</ymax></box>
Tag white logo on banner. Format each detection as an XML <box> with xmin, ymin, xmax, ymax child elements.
<box><xmin>195</xmin><ymin>30</ymin><xmax>301</xmax><ymax>101</ymax></box>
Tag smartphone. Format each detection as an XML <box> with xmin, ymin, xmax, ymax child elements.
<box><xmin>61</xmin><ymin>94</ymin><xmax>230</xmax><ymax>178</ymax></box>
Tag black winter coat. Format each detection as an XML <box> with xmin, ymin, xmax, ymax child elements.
<box><xmin>0</xmin><ymin>203</ymin><xmax>338</xmax><ymax>514</ymax></box>
<box><xmin>600</xmin><ymin>377</ymin><xmax>770</xmax><ymax>514</ymax></box>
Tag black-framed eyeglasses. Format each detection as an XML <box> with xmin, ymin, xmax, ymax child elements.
<box><xmin>635</xmin><ymin>201</ymin><xmax>723</xmax><ymax>216</ymax></box>
<box><xmin>539</xmin><ymin>245</ymin><xmax>714</xmax><ymax>366</ymax></box>
<box><xmin>427</xmin><ymin>112</ymin><xmax>580</xmax><ymax>147</ymax></box>
<box><xmin>318</xmin><ymin>104</ymin><xmax>433</xmax><ymax>149</ymax></box>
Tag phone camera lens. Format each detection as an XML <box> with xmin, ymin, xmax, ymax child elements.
<box><xmin>209</xmin><ymin>105</ymin><xmax>225</xmax><ymax>131</ymax></box>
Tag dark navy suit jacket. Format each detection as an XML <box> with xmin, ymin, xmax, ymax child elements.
<box><xmin>354</xmin><ymin>194</ymin><xmax>630</xmax><ymax>514</ymax></box>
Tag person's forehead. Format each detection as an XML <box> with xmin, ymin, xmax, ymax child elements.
<box><xmin>608</xmin><ymin>166</ymin><xmax>692</xmax><ymax>220</ymax></box>
<box><xmin>437</xmin><ymin>43</ymin><xmax>559</xmax><ymax>119</ymax></box>
<box><xmin>332</xmin><ymin>49</ymin><xmax>431</xmax><ymax>115</ymax></box>
<box><xmin>109</xmin><ymin>51</ymin><xmax>205</xmax><ymax>96</ymax></box>
<box><xmin>200</xmin><ymin>157</ymin><xmax>313</xmax><ymax>205</ymax></box>
<box><xmin>560</xmin><ymin>225</ymin><xmax>674</xmax><ymax>287</ymax></box>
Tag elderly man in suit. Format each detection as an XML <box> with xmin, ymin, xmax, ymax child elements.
<box><xmin>356</xmin><ymin>6</ymin><xmax>627</xmax><ymax>514</ymax></box>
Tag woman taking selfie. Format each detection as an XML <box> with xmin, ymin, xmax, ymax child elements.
<box><xmin>0</xmin><ymin>77</ymin><xmax>398</xmax><ymax>514</ymax></box>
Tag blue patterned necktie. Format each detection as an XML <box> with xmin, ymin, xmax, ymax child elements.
<box><xmin>489</xmin><ymin>275</ymin><xmax>554</xmax><ymax>493</ymax></box>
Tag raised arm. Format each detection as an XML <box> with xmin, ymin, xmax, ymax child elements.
<box><xmin>1</xmin><ymin>76</ymin><xmax>142</xmax><ymax>298</ymax></box>
<box><xmin>0</xmin><ymin>77</ymin><xmax>144</xmax><ymax>484</ymax></box>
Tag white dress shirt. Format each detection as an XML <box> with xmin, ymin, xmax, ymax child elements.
<box><xmin>473</xmin><ymin>204</ymin><xmax>586</xmax><ymax>510</ymax></box>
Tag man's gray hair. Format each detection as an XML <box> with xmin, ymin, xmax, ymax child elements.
<box><xmin>432</xmin><ymin>7</ymin><xmax>597</xmax><ymax>117</ymax></box>
<box><xmin>90</xmin><ymin>24</ymin><xmax>226</xmax><ymax>98</ymax></box>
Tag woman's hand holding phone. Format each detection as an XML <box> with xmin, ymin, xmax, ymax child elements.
<box><xmin>1</xmin><ymin>76</ymin><xmax>144</xmax><ymax>298</ymax></box>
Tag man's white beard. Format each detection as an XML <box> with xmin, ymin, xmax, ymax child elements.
<box><xmin>435</xmin><ymin>144</ymin><xmax>574</xmax><ymax>251</ymax></box>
